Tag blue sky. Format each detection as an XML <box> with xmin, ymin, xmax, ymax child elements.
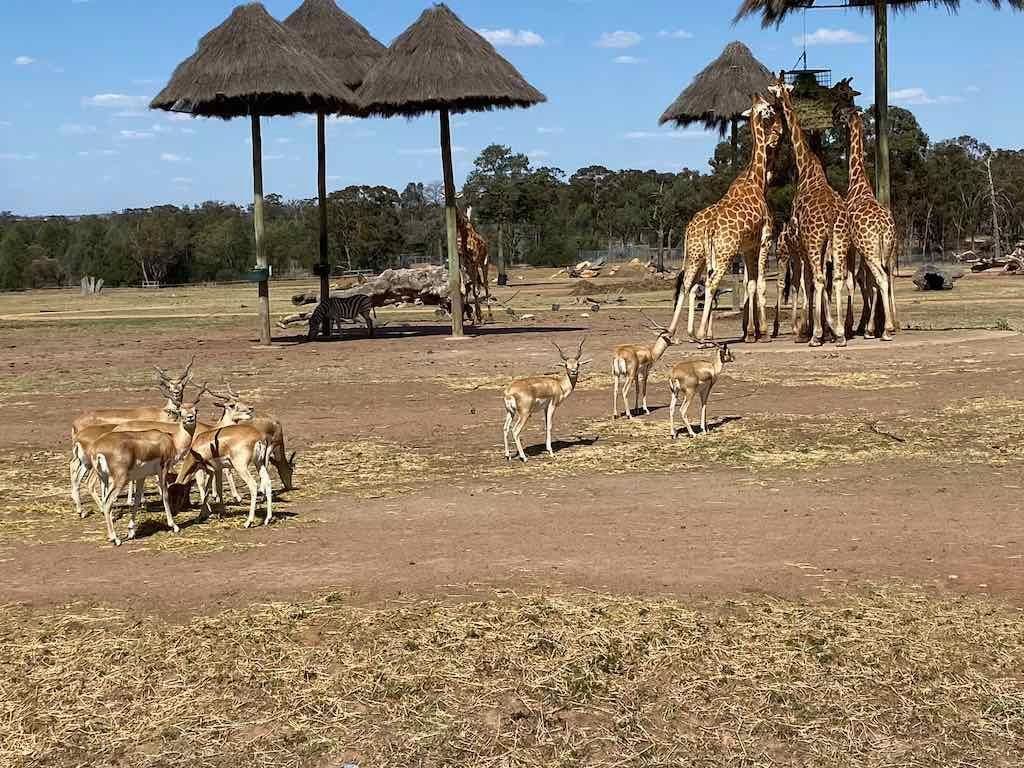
<box><xmin>1</xmin><ymin>0</ymin><xmax>1021</xmax><ymax>216</ymax></box>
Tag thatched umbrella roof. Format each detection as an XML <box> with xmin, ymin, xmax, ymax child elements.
<box><xmin>358</xmin><ymin>3</ymin><xmax>547</xmax><ymax>118</ymax></box>
<box><xmin>283</xmin><ymin>0</ymin><xmax>386</xmax><ymax>91</ymax></box>
<box><xmin>150</xmin><ymin>2</ymin><xmax>360</xmax><ymax>119</ymax></box>
<box><xmin>659</xmin><ymin>41</ymin><xmax>773</xmax><ymax>134</ymax></box>
<box><xmin>735</xmin><ymin>0</ymin><xmax>1023</xmax><ymax>25</ymax></box>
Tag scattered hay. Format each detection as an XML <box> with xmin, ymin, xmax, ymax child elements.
<box><xmin>1</xmin><ymin>589</ymin><xmax>1021</xmax><ymax>767</ymax></box>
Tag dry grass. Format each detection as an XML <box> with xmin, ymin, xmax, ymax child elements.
<box><xmin>1</xmin><ymin>589</ymin><xmax>1021</xmax><ymax>767</ymax></box>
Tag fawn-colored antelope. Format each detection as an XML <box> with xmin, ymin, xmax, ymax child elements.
<box><xmin>91</xmin><ymin>403</ymin><xmax>199</xmax><ymax>546</ymax></box>
<box><xmin>217</xmin><ymin>383</ymin><xmax>296</xmax><ymax>491</ymax></box>
<box><xmin>69</xmin><ymin>424</ymin><xmax>119</xmax><ymax>518</ymax></box>
<box><xmin>503</xmin><ymin>337</ymin><xmax>590</xmax><ymax>462</ymax></box>
<box><xmin>612</xmin><ymin>312</ymin><xmax>677</xmax><ymax>419</ymax></box>
<box><xmin>172</xmin><ymin>424</ymin><xmax>274</xmax><ymax>528</ymax></box>
<box><xmin>668</xmin><ymin>343</ymin><xmax>735</xmax><ymax>439</ymax></box>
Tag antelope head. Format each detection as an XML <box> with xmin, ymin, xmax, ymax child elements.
<box><xmin>552</xmin><ymin>336</ymin><xmax>592</xmax><ymax>380</ymax></box>
<box><xmin>640</xmin><ymin>311</ymin><xmax>677</xmax><ymax>347</ymax></box>
<box><xmin>155</xmin><ymin>356</ymin><xmax>196</xmax><ymax>407</ymax></box>
<box><xmin>213</xmin><ymin>381</ymin><xmax>254</xmax><ymax>424</ymax></box>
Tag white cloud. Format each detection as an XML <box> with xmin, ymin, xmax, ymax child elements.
<box><xmin>118</xmin><ymin>129</ymin><xmax>155</xmax><ymax>140</ymax></box>
<box><xmin>614</xmin><ymin>55</ymin><xmax>643</xmax><ymax>65</ymax></box>
<box><xmin>794</xmin><ymin>28</ymin><xmax>867</xmax><ymax>47</ymax></box>
<box><xmin>0</xmin><ymin>153</ymin><xmax>38</xmax><ymax>161</ymax></box>
<box><xmin>891</xmin><ymin>87</ymin><xmax>962</xmax><ymax>106</ymax></box>
<box><xmin>596</xmin><ymin>30</ymin><xmax>642</xmax><ymax>48</ymax></box>
<box><xmin>160</xmin><ymin>152</ymin><xmax>191</xmax><ymax>163</ymax></box>
<box><xmin>537</xmin><ymin>126</ymin><xmax>563</xmax><ymax>135</ymax></box>
<box><xmin>84</xmin><ymin>93</ymin><xmax>149</xmax><ymax>110</ymax></box>
<box><xmin>15</xmin><ymin>56</ymin><xmax>36</xmax><ymax>66</ymax></box>
<box><xmin>0</xmin><ymin>121</ymin><xmax>12</xmax><ymax>128</ymax></box>
<box><xmin>59</xmin><ymin>123</ymin><xmax>97</xmax><ymax>136</ymax></box>
<box><xmin>477</xmin><ymin>28</ymin><xmax>545</xmax><ymax>48</ymax></box>
<box><xmin>624</xmin><ymin>129</ymin><xmax>712</xmax><ymax>141</ymax></box>
<box><xmin>658</xmin><ymin>29</ymin><xmax>694</xmax><ymax>40</ymax></box>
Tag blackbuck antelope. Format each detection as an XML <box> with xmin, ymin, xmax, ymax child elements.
<box><xmin>217</xmin><ymin>383</ymin><xmax>296</xmax><ymax>491</ymax></box>
<box><xmin>91</xmin><ymin>403</ymin><xmax>199</xmax><ymax>546</ymax></box>
<box><xmin>668</xmin><ymin>343</ymin><xmax>735</xmax><ymax>439</ymax></box>
<box><xmin>71</xmin><ymin>359</ymin><xmax>194</xmax><ymax>437</ymax></box>
<box><xmin>172</xmin><ymin>424</ymin><xmax>275</xmax><ymax>528</ymax></box>
<box><xmin>612</xmin><ymin>313</ymin><xmax>677</xmax><ymax>419</ymax></box>
<box><xmin>69</xmin><ymin>424</ymin><xmax>118</xmax><ymax>518</ymax></box>
<box><xmin>503</xmin><ymin>337</ymin><xmax>590</xmax><ymax>462</ymax></box>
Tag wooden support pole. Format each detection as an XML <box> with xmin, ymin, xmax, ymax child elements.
<box><xmin>317</xmin><ymin>112</ymin><xmax>330</xmax><ymax>337</ymax></box>
<box><xmin>251</xmin><ymin>114</ymin><xmax>271</xmax><ymax>346</ymax></box>
<box><xmin>440</xmin><ymin>109</ymin><xmax>464</xmax><ymax>337</ymax></box>
<box><xmin>874</xmin><ymin>0</ymin><xmax>891</xmax><ymax>209</ymax></box>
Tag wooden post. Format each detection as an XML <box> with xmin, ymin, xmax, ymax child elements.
<box><xmin>251</xmin><ymin>114</ymin><xmax>271</xmax><ymax>346</ymax></box>
<box><xmin>440</xmin><ymin>109</ymin><xmax>464</xmax><ymax>337</ymax></box>
<box><xmin>874</xmin><ymin>0</ymin><xmax>891</xmax><ymax>209</ymax></box>
<box><xmin>731</xmin><ymin>118</ymin><xmax>739</xmax><ymax>169</ymax></box>
<box><xmin>497</xmin><ymin>220</ymin><xmax>507</xmax><ymax>286</ymax></box>
<box><xmin>317</xmin><ymin>112</ymin><xmax>331</xmax><ymax>337</ymax></box>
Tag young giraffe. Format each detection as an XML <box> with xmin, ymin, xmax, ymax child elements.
<box><xmin>670</xmin><ymin>103</ymin><xmax>783</xmax><ymax>344</ymax></box>
<box><xmin>672</xmin><ymin>93</ymin><xmax>782</xmax><ymax>345</ymax></box>
<box><xmin>833</xmin><ymin>104</ymin><xmax>898</xmax><ymax>341</ymax></box>
<box><xmin>457</xmin><ymin>206</ymin><xmax>491</xmax><ymax>324</ymax></box>
<box><xmin>769</xmin><ymin>73</ymin><xmax>852</xmax><ymax>347</ymax></box>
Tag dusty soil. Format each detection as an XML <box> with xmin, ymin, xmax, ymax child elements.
<box><xmin>2</xmin><ymin>271</ymin><xmax>1023</xmax><ymax>615</ymax></box>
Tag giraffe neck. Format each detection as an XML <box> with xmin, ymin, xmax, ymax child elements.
<box><xmin>779</xmin><ymin>92</ymin><xmax>827</xmax><ymax>190</ymax></box>
<box><xmin>746</xmin><ymin>110</ymin><xmax>770</xmax><ymax>193</ymax></box>
<box><xmin>847</xmin><ymin>112</ymin><xmax>874</xmax><ymax>200</ymax></box>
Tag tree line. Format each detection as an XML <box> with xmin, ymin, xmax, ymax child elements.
<box><xmin>1</xmin><ymin>105</ymin><xmax>1021</xmax><ymax>291</ymax></box>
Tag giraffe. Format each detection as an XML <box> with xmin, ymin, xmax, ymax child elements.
<box><xmin>670</xmin><ymin>105</ymin><xmax>784</xmax><ymax>344</ymax></box>
<box><xmin>772</xmin><ymin>217</ymin><xmax>809</xmax><ymax>338</ymax></box>
<box><xmin>769</xmin><ymin>73</ymin><xmax>851</xmax><ymax>347</ymax></box>
<box><xmin>456</xmin><ymin>205</ymin><xmax>491</xmax><ymax>324</ymax></box>
<box><xmin>832</xmin><ymin>105</ymin><xmax>898</xmax><ymax>341</ymax></box>
<box><xmin>694</xmin><ymin>94</ymin><xmax>782</xmax><ymax>344</ymax></box>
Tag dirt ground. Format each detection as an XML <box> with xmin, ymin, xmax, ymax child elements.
<box><xmin>2</xmin><ymin>269</ymin><xmax>1023</xmax><ymax>766</ymax></box>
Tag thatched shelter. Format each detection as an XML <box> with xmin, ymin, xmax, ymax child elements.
<box><xmin>659</xmin><ymin>41</ymin><xmax>773</xmax><ymax>166</ymax></box>
<box><xmin>734</xmin><ymin>0</ymin><xmax>1024</xmax><ymax>208</ymax></box>
<box><xmin>152</xmin><ymin>2</ymin><xmax>359</xmax><ymax>346</ymax></box>
<box><xmin>284</xmin><ymin>0</ymin><xmax>385</xmax><ymax>336</ymax></box>
<box><xmin>358</xmin><ymin>3</ymin><xmax>546</xmax><ymax>337</ymax></box>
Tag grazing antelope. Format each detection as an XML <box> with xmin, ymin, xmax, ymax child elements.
<box><xmin>668</xmin><ymin>343</ymin><xmax>735</xmax><ymax>439</ymax></box>
<box><xmin>71</xmin><ymin>360</ymin><xmax>194</xmax><ymax>437</ymax></box>
<box><xmin>173</xmin><ymin>424</ymin><xmax>274</xmax><ymax>528</ymax></box>
<box><xmin>612</xmin><ymin>312</ymin><xmax>677</xmax><ymax>419</ymax></box>
<box><xmin>503</xmin><ymin>337</ymin><xmax>590</xmax><ymax>463</ymax></box>
<box><xmin>91</xmin><ymin>403</ymin><xmax>199</xmax><ymax>546</ymax></box>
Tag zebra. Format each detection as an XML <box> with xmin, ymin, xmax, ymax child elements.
<box><xmin>307</xmin><ymin>295</ymin><xmax>375</xmax><ymax>340</ymax></box>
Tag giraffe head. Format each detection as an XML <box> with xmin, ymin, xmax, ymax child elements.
<box><xmin>743</xmin><ymin>93</ymin><xmax>784</xmax><ymax>155</ymax></box>
<box><xmin>831</xmin><ymin>78</ymin><xmax>863</xmax><ymax>127</ymax></box>
<box><xmin>767</xmin><ymin>71</ymin><xmax>794</xmax><ymax>105</ymax></box>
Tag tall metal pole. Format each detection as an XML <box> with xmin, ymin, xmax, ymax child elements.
<box><xmin>251</xmin><ymin>114</ymin><xmax>271</xmax><ymax>346</ymax></box>
<box><xmin>317</xmin><ymin>112</ymin><xmax>331</xmax><ymax>337</ymax></box>
<box><xmin>874</xmin><ymin>0</ymin><xmax>891</xmax><ymax>209</ymax></box>
<box><xmin>440</xmin><ymin>109</ymin><xmax>464</xmax><ymax>337</ymax></box>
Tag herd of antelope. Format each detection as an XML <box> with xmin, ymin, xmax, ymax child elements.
<box><xmin>69</xmin><ymin>360</ymin><xmax>296</xmax><ymax>546</ymax></box>
<box><xmin>503</xmin><ymin>319</ymin><xmax>734</xmax><ymax>461</ymax></box>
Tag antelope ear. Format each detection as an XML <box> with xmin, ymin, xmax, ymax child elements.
<box><xmin>740</xmin><ymin>108</ymin><xmax>752</xmax><ymax>118</ymax></box>
<box><xmin>580</xmin><ymin>359</ymin><xmax>594</xmax><ymax>366</ymax></box>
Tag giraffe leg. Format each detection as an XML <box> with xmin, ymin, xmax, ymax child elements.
<box><xmin>697</xmin><ymin>266</ymin><xmax>725</xmax><ymax>344</ymax></box>
<box><xmin>756</xmin><ymin>225</ymin><xmax>772</xmax><ymax>342</ymax></box>
<box><xmin>687</xmin><ymin>283</ymin><xmax>701</xmax><ymax>343</ymax></box>
<box><xmin>866</xmin><ymin>259</ymin><xmax>896</xmax><ymax>340</ymax></box>
<box><xmin>743</xmin><ymin>262</ymin><xmax>757</xmax><ymax>344</ymax></box>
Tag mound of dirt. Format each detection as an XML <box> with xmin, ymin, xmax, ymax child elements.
<box><xmin>570</xmin><ymin>279</ymin><xmax>600</xmax><ymax>296</ymax></box>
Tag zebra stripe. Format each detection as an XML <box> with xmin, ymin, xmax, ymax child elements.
<box><xmin>307</xmin><ymin>295</ymin><xmax>375</xmax><ymax>339</ymax></box>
